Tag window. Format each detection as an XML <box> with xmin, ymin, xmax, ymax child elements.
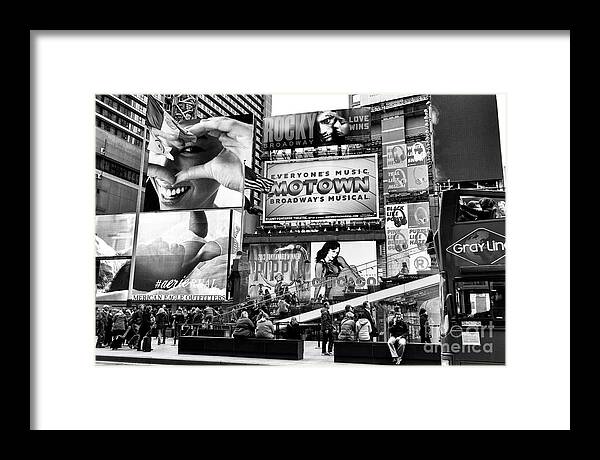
<box><xmin>456</xmin><ymin>195</ymin><xmax>506</xmax><ymax>222</ymax></box>
<box><xmin>455</xmin><ymin>280</ymin><xmax>505</xmax><ymax>321</ymax></box>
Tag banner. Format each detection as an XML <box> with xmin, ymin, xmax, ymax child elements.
<box><xmin>262</xmin><ymin>108</ymin><xmax>371</xmax><ymax>150</ymax></box>
<box><xmin>262</xmin><ymin>155</ymin><xmax>379</xmax><ymax>223</ymax></box>
<box><xmin>247</xmin><ymin>243</ymin><xmax>312</xmax><ymax>303</ymax></box>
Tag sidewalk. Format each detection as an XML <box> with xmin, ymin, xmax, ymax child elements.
<box><xmin>96</xmin><ymin>337</ymin><xmax>341</xmax><ymax>366</ymax></box>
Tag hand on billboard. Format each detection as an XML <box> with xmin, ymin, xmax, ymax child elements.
<box><xmin>172</xmin><ymin>117</ymin><xmax>252</xmax><ymax>193</ymax></box>
<box><xmin>186</xmin><ymin>254</ymin><xmax>229</xmax><ymax>290</ymax></box>
<box><xmin>134</xmin><ymin>238</ymin><xmax>203</xmax><ymax>287</ymax></box>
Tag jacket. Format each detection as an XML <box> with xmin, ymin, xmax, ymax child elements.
<box><xmin>232</xmin><ymin>317</ymin><xmax>255</xmax><ymax>337</ymax></box>
<box><xmin>355</xmin><ymin>318</ymin><xmax>372</xmax><ymax>341</ymax></box>
<box><xmin>320</xmin><ymin>308</ymin><xmax>333</xmax><ymax>331</ymax></box>
<box><xmin>419</xmin><ymin>313</ymin><xmax>431</xmax><ymax>338</ymax></box>
<box><xmin>255</xmin><ymin>317</ymin><xmax>275</xmax><ymax>339</ymax></box>
<box><xmin>155</xmin><ymin>310</ymin><xmax>168</xmax><ymax>328</ymax></box>
<box><xmin>389</xmin><ymin>317</ymin><xmax>409</xmax><ymax>338</ymax></box>
<box><xmin>284</xmin><ymin>322</ymin><xmax>302</xmax><ymax>340</ymax></box>
<box><xmin>112</xmin><ymin>312</ymin><xmax>127</xmax><ymax>331</ymax></box>
<box><xmin>337</xmin><ymin>318</ymin><xmax>356</xmax><ymax>341</ymax></box>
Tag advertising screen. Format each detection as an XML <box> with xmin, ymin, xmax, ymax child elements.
<box><xmin>263</xmin><ymin>107</ymin><xmax>371</xmax><ymax>150</ymax></box>
<box><xmin>142</xmin><ymin>111</ymin><xmax>254</xmax><ymax>212</ymax></box>
<box><xmin>430</xmin><ymin>95</ymin><xmax>503</xmax><ymax>183</ymax></box>
<box><xmin>309</xmin><ymin>241</ymin><xmax>377</xmax><ymax>301</ymax></box>
<box><xmin>96</xmin><ymin>209</ymin><xmax>236</xmax><ymax>303</ymax></box>
<box><xmin>95</xmin><ymin>213</ymin><xmax>136</xmax><ymax>256</ymax></box>
<box><xmin>247</xmin><ymin>243</ymin><xmax>312</xmax><ymax>303</ymax></box>
<box><xmin>262</xmin><ymin>155</ymin><xmax>379</xmax><ymax>223</ymax></box>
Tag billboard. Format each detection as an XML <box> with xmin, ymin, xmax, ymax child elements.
<box><xmin>262</xmin><ymin>108</ymin><xmax>371</xmax><ymax>150</ymax></box>
<box><xmin>262</xmin><ymin>155</ymin><xmax>379</xmax><ymax>223</ymax></box>
<box><xmin>95</xmin><ymin>213</ymin><xmax>136</xmax><ymax>257</ymax></box>
<box><xmin>384</xmin><ymin>140</ymin><xmax>430</xmax><ymax>194</ymax></box>
<box><xmin>142</xmin><ymin>113</ymin><xmax>254</xmax><ymax>212</ymax></box>
<box><xmin>96</xmin><ymin>209</ymin><xmax>237</xmax><ymax>302</ymax></box>
<box><xmin>247</xmin><ymin>243</ymin><xmax>312</xmax><ymax>303</ymax></box>
<box><xmin>385</xmin><ymin>202</ymin><xmax>431</xmax><ymax>275</ymax></box>
<box><xmin>309</xmin><ymin>241</ymin><xmax>378</xmax><ymax>301</ymax></box>
<box><xmin>430</xmin><ymin>95</ymin><xmax>503</xmax><ymax>183</ymax></box>
<box><xmin>95</xmin><ymin>213</ymin><xmax>136</xmax><ymax>301</ymax></box>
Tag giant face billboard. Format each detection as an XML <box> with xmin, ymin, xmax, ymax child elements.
<box><xmin>262</xmin><ymin>108</ymin><xmax>371</xmax><ymax>150</ymax></box>
<box><xmin>142</xmin><ymin>111</ymin><xmax>254</xmax><ymax>212</ymax></box>
<box><xmin>262</xmin><ymin>155</ymin><xmax>379</xmax><ymax>223</ymax></box>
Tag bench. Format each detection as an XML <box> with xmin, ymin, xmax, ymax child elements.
<box><xmin>193</xmin><ymin>328</ymin><xmax>230</xmax><ymax>337</ymax></box>
<box><xmin>333</xmin><ymin>341</ymin><xmax>440</xmax><ymax>365</ymax></box>
<box><xmin>178</xmin><ymin>336</ymin><xmax>304</xmax><ymax>360</ymax></box>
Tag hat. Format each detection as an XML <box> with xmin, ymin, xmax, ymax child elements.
<box><xmin>345</xmin><ymin>312</ymin><xmax>354</xmax><ymax>319</ymax></box>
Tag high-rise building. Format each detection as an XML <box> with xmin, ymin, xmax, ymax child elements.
<box><xmin>95</xmin><ymin>94</ymin><xmax>272</xmax><ymax>215</ymax></box>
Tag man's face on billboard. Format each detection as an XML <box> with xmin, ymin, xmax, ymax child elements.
<box><xmin>317</xmin><ymin>111</ymin><xmax>349</xmax><ymax>142</ymax></box>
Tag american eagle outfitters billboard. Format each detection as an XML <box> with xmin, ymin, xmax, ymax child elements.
<box><xmin>262</xmin><ymin>155</ymin><xmax>379</xmax><ymax>223</ymax></box>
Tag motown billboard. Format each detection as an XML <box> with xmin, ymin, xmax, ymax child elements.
<box><xmin>262</xmin><ymin>155</ymin><xmax>379</xmax><ymax>223</ymax></box>
<box><xmin>262</xmin><ymin>108</ymin><xmax>371</xmax><ymax>150</ymax></box>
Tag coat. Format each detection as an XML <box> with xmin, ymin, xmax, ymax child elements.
<box><xmin>284</xmin><ymin>322</ymin><xmax>302</xmax><ymax>340</ymax></box>
<box><xmin>337</xmin><ymin>318</ymin><xmax>356</xmax><ymax>341</ymax></box>
<box><xmin>320</xmin><ymin>309</ymin><xmax>333</xmax><ymax>331</ymax></box>
<box><xmin>255</xmin><ymin>318</ymin><xmax>275</xmax><ymax>339</ymax></box>
<box><xmin>355</xmin><ymin>318</ymin><xmax>372</xmax><ymax>341</ymax></box>
<box><xmin>112</xmin><ymin>312</ymin><xmax>127</xmax><ymax>331</ymax></box>
<box><xmin>232</xmin><ymin>317</ymin><xmax>255</xmax><ymax>337</ymax></box>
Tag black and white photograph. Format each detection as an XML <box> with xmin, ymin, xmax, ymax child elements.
<box><xmin>32</xmin><ymin>31</ymin><xmax>570</xmax><ymax>430</ymax></box>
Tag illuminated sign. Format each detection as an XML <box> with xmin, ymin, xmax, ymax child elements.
<box><xmin>262</xmin><ymin>155</ymin><xmax>379</xmax><ymax>223</ymax></box>
<box><xmin>446</xmin><ymin>228</ymin><xmax>506</xmax><ymax>266</ymax></box>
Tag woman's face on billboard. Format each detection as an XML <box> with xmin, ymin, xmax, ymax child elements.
<box><xmin>325</xmin><ymin>246</ymin><xmax>340</xmax><ymax>262</ymax></box>
<box><xmin>150</xmin><ymin>134</ymin><xmax>223</xmax><ymax>210</ymax></box>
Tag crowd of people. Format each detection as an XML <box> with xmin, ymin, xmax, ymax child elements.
<box><xmin>96</xmin><ymin>299</ymin><xmax>432</xmax><ymax>364</ymax></box>
<box><xmin>95</xmin><ymin>303</ymin><xmax>228</xmax><ymax>350</ymax></box>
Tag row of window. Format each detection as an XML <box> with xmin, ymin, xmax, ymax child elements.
<box><xmin>96</xmin><ymin>119</ymin><xmax>144</xmax><ymax>147</ymax></box>
<box><xmin>96</xmin><ymin>105</ymin><xmax>145</xmax><ymax>136</ymax></box>
<box><xmin>96</xmin><ymin>155</ymin><xmax>142</xmax><ymax>185</ymax></box>
<box><xmin>113</xmin><ymin>94</ymin><xmax>147</xmax><ymax>113</ymax></box>
<box><xmin>97</xmin><ymin>95</ymin><xmax>146</xmax><ymax>125</ymax></box>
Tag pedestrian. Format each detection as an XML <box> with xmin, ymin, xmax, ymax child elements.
<box><xmin>355</xmin><ymin>311</ymin><xmax>373</xmax><ymax>342</ymax></box>
<box><xmin>96</xmin><ymin>308</ymin><xmax>106</xmax><ymax>348</ymax></box>
<box><xmin>111</xmin><ymin>308</ymin><xmax>127</xmax><ymax>347</ymax></box>
<box><xmin>337</xmin><ymin>311</ymin><xmax>356</xmax><ymax>341</ymax></box>
<box><xmin>320</xmin><ymin>302</ymin><xmax>334</xmax><ymax>356</ymax></box>
<box><xmin>354</xmin><ymin>301</ymin><xmax>378</xmax><ymax>340</ymax></box>
<box><xmin>155</xmin><ymin>305</ymin><xmax>169</xmax><ymax>344</ymax></box>
<box><xmin>419</xmin><ymin>307</ymin><xmax>432</xmax><ymax>344</ymax></box>
<box><xmin>255</xmin><ymin>312</ymin><xmax>276</xmax><ymax>339</ymax></box>
<box><xmin>137</xmin><ymin>304</ymin><xmax>153</xmax><ymax>351</ymax></box>
<box><xmin>232</xmin><ymin>311</ymin><xmax>255</xmax><ymax>338</ymax></box>
<box><xmin>203</xmin><ymin>305</ymin><xmax>217</xmax><ymax>326</ymax></box>
<box><xmin>103</xmin><ymin>306</ymin><xmax>113</xmax><ymax>346</ymax></box>
<box><xmin>284</xmin><ymin>317</ymin><xmax>302</xmax><ymax>340</ymax></box>
<box><xmin>173</xmin><ymin>306</ymin><xmax>185</xmax><ymax>344</ymax></box>
<box><xmin>388</xmin><ymin>307</ymin><xmax>409</xmax><ymax>364</ymax></box>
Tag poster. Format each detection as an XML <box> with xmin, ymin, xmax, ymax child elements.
<box><xmin>309</xmin><ymin>241</ymin><xmax>377</xmax><ymax>301</ymax></box>
<box><xmin>247</xmin><ymin>243</ymin><xmax>312</xmax><ymax>303</ymax></box>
